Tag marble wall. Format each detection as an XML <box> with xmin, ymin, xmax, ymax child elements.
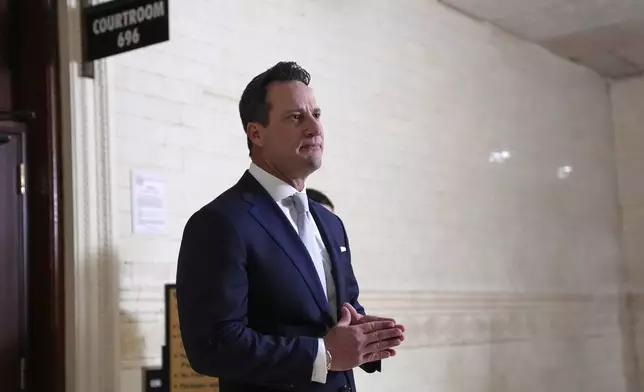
<box><xmin>611</xmin><ymin>76</ymin><xmax>644</xmax><ymax>390</ymax></box>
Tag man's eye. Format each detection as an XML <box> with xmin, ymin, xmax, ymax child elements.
<box><xmin>289</xmin><ymin>114</ymin><xmax>301</xmax><ymax>120</ymax></box>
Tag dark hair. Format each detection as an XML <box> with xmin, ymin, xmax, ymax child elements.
<box><xmin>306</xmin><ymin>188</ymin><xmax>334</xmax><ymax>210</ymax></box>
<box><xmin>239</xmin><ymin>61</ymin><xmax>311</xmax><ymax>152</ymax></box>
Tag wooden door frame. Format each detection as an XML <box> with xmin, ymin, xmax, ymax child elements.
<box><xmin>57</xmin><ymin>1</ymin><xmax>122</xmax><ymax>391</ymax></box>
<box><xmin>11</xmin><ymin>0</ymin><xmax>65</xmax><ymax>391</ymax></box>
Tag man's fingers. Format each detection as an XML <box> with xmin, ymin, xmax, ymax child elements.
<box><xmin>362</xmin><ymin>349</ymin><xmax>396</xmax><ymax>364</ymax></box>
<box><xmin>364</xmin><ymin>337</ymin><xmax>403</xmax><ymax>353</ymax></box>
<box><xmin>359</xmin><ymin>320</ymin><xmax>395</xmax><ymax>333</ymax></box>
<box><xmin>337</xmin><ymin>306</ymin><xmax>352</xmax><ymax>327</ymax></box>
<box><xmin>359</xmin><ymin>315</ymin><xmax>395</xmax><ymax>324</ymax></box>
<box><xmin>364</xmin><ymin>327</ymin><xmax>404</xmax><ymax>344</ymax></box>
<box><xmin>343</xmin><ymin>303</ymin><xmax>360</xmax><ymax>318</ymax></box>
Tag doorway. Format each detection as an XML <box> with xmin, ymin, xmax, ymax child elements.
<box><xmin>0</xmin><ymin>125</ymin><xmax>26</xmax><ymax>392</ymax></box>
<box><xmin>2</xmin><ymin>0</ymin><xmax>65</xmax><ymax>391</ymax></box>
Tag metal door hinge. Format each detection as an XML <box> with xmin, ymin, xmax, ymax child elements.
<box><xmin>19</xmin><ymin>163</ymin><xmax>25</xmax><ymax>194</ymax></box>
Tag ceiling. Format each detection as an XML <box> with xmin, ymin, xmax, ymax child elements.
<box><xmin>439</xmin><ymin>0</ymin><xmax>644</xmax><ymax>79</ymax></box>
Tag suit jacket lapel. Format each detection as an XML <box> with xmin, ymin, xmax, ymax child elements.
<box><xmin>238</xmin><ymin>172</ymin><xmax>333</xmax><ymax>322</ymax></box>
<box><xmin>309</xmin><ymin>203</ymin><xmax>347</xmax><ymax>317</ymax></box>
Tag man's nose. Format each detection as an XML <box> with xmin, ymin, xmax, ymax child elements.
<box><xmin>305</xmin><ymin>115</ymin><xmax>322</xmax><ymax>136</ymax></box>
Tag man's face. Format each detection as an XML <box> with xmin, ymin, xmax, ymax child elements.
<box><xmin>249</xmin><ymin>81</ymin><xmax>323</xmax><ymax>178</ymax></box>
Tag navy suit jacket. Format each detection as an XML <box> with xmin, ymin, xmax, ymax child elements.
<box><xmin>176</xmin><ymin>171</ymin><xmax>380</xmax><ymax>392</ymax></box>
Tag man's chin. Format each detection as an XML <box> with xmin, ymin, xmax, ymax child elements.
<box><xmin>299</xmin><ymin>152</ymin><xmax>322</xmax><ymax>166</ymax></box>
<box><xmin>297</xmin><ymin>157</ymin><xmax>322</xmax><ymax>177</ymax></box>
<box><xmin>308</xmin><ymin>157</ymin><xmax>322</xmax><ymax>171</ymax></box>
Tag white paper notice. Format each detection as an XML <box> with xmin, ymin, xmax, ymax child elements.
<box><xmin>131</xmin><ymin>171</ymin><xmax>167</xmax><ymax>235</ymax></box>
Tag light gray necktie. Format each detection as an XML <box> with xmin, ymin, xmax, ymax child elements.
<box><xmin>291</xmin><ymin>192</ymin><xmax>337</xmax><ymax>320</ymax></box>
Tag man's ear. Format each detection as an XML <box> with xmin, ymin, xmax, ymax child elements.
<box><xmin>247</xmin><ymin>123</ymin><xmax>264</xmax><ymax>148</ymax></box>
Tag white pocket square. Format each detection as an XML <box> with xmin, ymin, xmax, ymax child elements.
<box><xmin>340</xmin><ymin>246</ymin><xmax>347</xmax><ymax>252</ymax></box>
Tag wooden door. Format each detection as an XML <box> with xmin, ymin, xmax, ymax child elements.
<box><xmin>0</xmin><ymin>126</ymin><xmax>26</xmax><ymax>392</ymax></box>
<box><xmin>0</xmin><ymin>0</ymin><xmax>11</xmax><ymax>111</ymax></box>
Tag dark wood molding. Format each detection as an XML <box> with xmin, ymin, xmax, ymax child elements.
<box><xmin>11</xmin><ymin>0</ymin><xmax>65</xmax><ymax>390</ymax></box>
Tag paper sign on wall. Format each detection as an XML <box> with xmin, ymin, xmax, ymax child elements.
<box><xmin>131</xmin><ymin>171</ymin><xmax>167</xmax><ymax>235</ymax></box>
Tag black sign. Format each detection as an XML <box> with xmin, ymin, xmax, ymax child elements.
<box><xmin>83</xmin><ymin>0</ymin><xmax>169</xmax><ymax>61</ymax></box>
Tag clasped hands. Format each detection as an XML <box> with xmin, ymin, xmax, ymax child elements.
<box><xmin>323</xmin><ymin>303</ymin><xmax>405</xmax><ymax>371</ymax></box>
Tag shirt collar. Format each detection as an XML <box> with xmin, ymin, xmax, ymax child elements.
<box><xmin>248</xmin><ymin>162</ymin><xmax>303</xmax><ymax>202</ymax></box>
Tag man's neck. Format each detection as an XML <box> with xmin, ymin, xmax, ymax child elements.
<box><xmin>251</xmin><ymin>158</ymin><xmax>306</xmax><ymax>192</ymax></box>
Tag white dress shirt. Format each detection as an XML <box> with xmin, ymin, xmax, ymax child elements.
<box><xmin>248</xmin><ymin>163</ymin><xmax>335</xmax><ymax>384</ymax></box>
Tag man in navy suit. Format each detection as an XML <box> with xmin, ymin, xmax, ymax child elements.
<box><xmin>176</xmin><ymin>61</ymin><xmax>405</xmax><ymax>392</ymax></box>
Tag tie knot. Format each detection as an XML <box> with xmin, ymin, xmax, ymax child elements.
<box><xmin>291</xmin><ymin>192</ymin><xmax>309</xmax><ymax>214</ymax></box>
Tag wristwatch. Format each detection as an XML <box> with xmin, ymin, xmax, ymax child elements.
<box><xmin>325</xmin><ymin>349</ymin><xmax>332</xmax><ymax>371</ymax></box>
